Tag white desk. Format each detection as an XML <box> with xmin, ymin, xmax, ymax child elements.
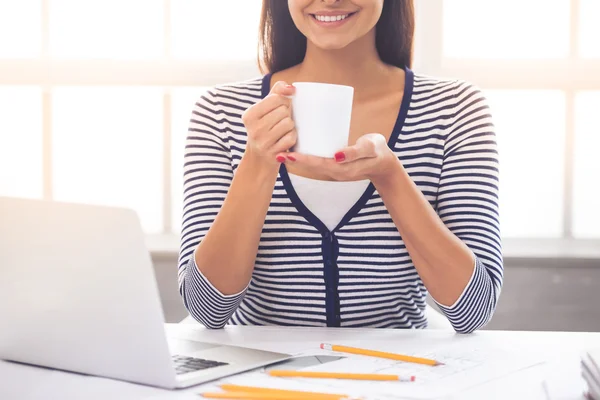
<box><xmin>1</xmin><ymin>324</ymin><xmax>599</xmax><ymax>400</ymax></box>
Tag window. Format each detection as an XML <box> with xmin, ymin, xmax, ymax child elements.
<box><xmin>48</xmin><ymin>0</ymin><xmax>164</xmax><ymax>59</ymax></box>
<box><xmin>415</xmin><ymin>0</ymin><xmax>600</xmax><ymax>239</ymax></box>
<box><xmin>580</xmin><ymin>0</ymin><xmax>600</xmax><ymax>58</ymax></box>
<box><xmin>170</xmin><ymin>0</ymin><xmax>262</xmax><ymax>60</ymax></box>
<box><xmin>486</xmin><ymin>90</ymin><xmax>566</xmax><ymax>237</ymax></box>
<box><xmin>2</xmin><ymin>0</ymin><xmax>599</xmax><ymax>243</ymax></box>
<box><xmin>52</xmin><ymin>87</ymin><xmax>164</xmax><ymax>233</ymax></box>
<box><xmin>0</xmin><ymin>87</ymin><xmax>43</xmax><ymax>198</ymax></box>
<box><xmin>0</xmin><ymin>1</ymin><xmax>41</xmax><ymax>58</ymax></box>
<box><xmin>0</xmin><ymin>0</ymin><xmax>261</xmax><ymax>234</ymax></box>
<box><xmin>573</xmin><ymin>92</ymin><xmax>600</xmax><ymax>238</ymax></box>
<box><xmin>442</xmin><ymin>0</ymin><xmax>570</xmax><ymax>59</ymax></box>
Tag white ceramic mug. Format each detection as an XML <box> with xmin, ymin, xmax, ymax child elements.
<box><xmin>290</xmin><ymin>82</ymin><xmax>354</xmax><ymax>158</ymax></box>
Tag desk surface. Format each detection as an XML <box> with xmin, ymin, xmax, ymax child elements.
<box><xmin>1</xmin><ymin>324</ymin><xmax>599</xmax><ymax>400</ymax></box>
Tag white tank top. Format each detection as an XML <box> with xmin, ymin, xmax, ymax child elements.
<box><xmin>287</xmin><ymin>173</ymin><xmax>371</xmax><ymax>231</ymax></box>
<box><xmin>288</xmin><ymin>172</ymin><xmax>455</xmax><ymax>330</ymax></box>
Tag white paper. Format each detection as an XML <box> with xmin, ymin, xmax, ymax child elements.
<box><xmin>213</xmin><ymin>341</ymin><xmax>545</xmax><ymax>400</ymax></box>
<box><xmin>581</xmin><ymin>349</ymin><xmax>600</xmax><ymax>400</ymax></box>
<box><xmin>538</xmin><ymin>356</ymin><xmax>588</xmax><ymax>400</ymax></box>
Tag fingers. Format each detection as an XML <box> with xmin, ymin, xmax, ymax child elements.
<box><xmin>271</xmin><ymin>80</ymin><xmax>295</xmax><ymax>96</ymax></box>
<box><xmin>248</xmin><ymin>81</ymin><xmax>294</xmax><ymax>120</ymax></box>
<box><xmin>275</xmin><ymin>134</ymin><xmax>390</xmax><ymax>181</ymax></box>
<box><xmin>268</xmin><ymin>116</ymin><xmax>296</xmax><ymax>146</ymax></box>
<box><xmin>260</xmin><ymin>104</ymin><xmax>292</xmax><ymax>133</ymax></box>
<box><xmin>265</xmin><ymin>81</ymin><xmax>295</xmax><ymax>114</ymax></box>
<box><xmin>278</xmin><ymin>152</ymin><xmax>330</xmax><ymax>170</ymax></box>
<box><xmin>247</xmin><ymin>94</ymin><xmax>290</xmax><ymax>121</ymax></box>
<box><xmin>278</xmin><ymin>151</ymin><xmax>365</xmax><ymax>181</ymax></box>
<box><xmin>334</xmin><ymin>138</ymin><xmax>377</xmax><ymax>163</ymax></box>
<box><xmin>272</xmin><ymin>129</ymin><xmax>297</xmax><ymax>154</ymax></box>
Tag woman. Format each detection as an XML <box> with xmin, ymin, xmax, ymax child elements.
<box><xmin>177</xmin><ymin>0</ymin><xmax>503</xmax><ymax>333</ymax></box>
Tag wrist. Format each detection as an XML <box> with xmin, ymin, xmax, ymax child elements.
<box><xmin>239</xmin><ymin>149</ymin><xmax>281</xmax><ymax>181</ymax></box>
<box><xmin>370</xmin><ymin>151</ymin><xmax>404</xmax><ymax>189</ymax></box>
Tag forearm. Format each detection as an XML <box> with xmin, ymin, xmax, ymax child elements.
<box><xmin>372</xmin><ymin>158</ymin><xmax>475</xmax><ymax>307</ymax></box>
<box><xmin>194</xmin><ymin>151</ymin><xmax>279</xmax><ymax>295</ymax></box>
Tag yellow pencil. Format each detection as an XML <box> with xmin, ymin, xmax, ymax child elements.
<box><xmin>200</xmin><ymin>391</ymin><xmax>349</xmax><ymax>400</ymax></box>
<box><xmin>267</xmin><ymin>370</ymin><xmax>415</xmax><ymax>382</ymax></box>
<box><xmin>320</xmin><ymin>343</ymin><xmax>443</xmax><ymax>366</ymax></box>
<box><xmin>219</xmin><ymin>384</ymin><xmax>352</xmax><ymax>399</ymax></box>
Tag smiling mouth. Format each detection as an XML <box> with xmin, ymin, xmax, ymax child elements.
<box><xmin>310</xmin><ymin>12</ymin><xmax>357</xmax><ymax>23</ymax></box>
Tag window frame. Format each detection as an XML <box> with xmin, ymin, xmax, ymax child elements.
<box><xmin>414</xmin><ymin>0</ymin><xmax>600</xmax><ymax>240</ymax></box>
<box><xmin>0</xmin><ymin>0</ymin><xmax>261</xmax><ymax>235</ymax></box>
<box><xmin>1</xmin><ymin>0</ymin><xmax>600</xmax><ymax>249</ymax></box>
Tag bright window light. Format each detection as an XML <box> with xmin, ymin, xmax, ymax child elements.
<box><xmin>573</xmin><ymin>92</ymin><xmax>600</xmax><ymax>238</ymax></box>
<box><xmin>580</xmin><ymin>0</ymin><xmax>600</xmax><ymax>58</ymax></box>
<box><xmin>0</xmin><ymin>0</ymin><xmax>41</xmax><ymax>58</ymax></box>
<box><xmin>0</xmin><ymin>87</ymin><xmax>43</xmax><ymax>198</ymax></box>
<box><xmin>485</xmin><ymin>90</ymin><xmax>566</xmax><ymax>237</ymax></box>
<box><xmin>171</xmin><ymin>0</ymin><xmax>262</xmax><ymax>60</ymax></box>
<box><xmin>443</xmin><ymin>0</ymin><xmax>570</xmax><ymax>59</ymax></box>
<box><xmin>52</xmin><ymin>87</ymin><xmax>164</xmax><ymax>233</ymax></box>
<box><xmin>49</xmin><ymin>0</ymin><xmax>164</xmax><ymax>59</ymax></box>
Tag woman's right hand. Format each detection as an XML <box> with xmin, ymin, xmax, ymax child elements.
<box><xmin>241</xmin><ymin>81</ymin><xmax>297</xmax><ymax>165</ymax></box>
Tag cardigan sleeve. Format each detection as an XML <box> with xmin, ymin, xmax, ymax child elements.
<box><xmin>177</xmin><ymin>88</ymin><xmax>247</xmax><ymax>328</ymax></box>
<box><xmin>432</xmin><ymin>81</ymin><xmax>504</xmax><ymax>333</ymax></box>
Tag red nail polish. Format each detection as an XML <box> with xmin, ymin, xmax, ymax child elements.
<box><xmin>276</xmin><ymin>156</ymin><xmax>286</xmax><ymax>163</ymax></box>
<box><xmin>285</xmin><ymin>84</ymin><xmax>294</xmax><ymax>89</ymax></box>
<box><xmin>334</xmin><ymin>152</ymin><xmax>345</xmax><ymax>162</ymax></box>
<box><xmin>287</xmin><ymin>155</ymin><xmax>296</xmax><ymax>162</ymax></box>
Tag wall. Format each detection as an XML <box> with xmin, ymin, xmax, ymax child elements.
<box><xmin>153</xmin><ymin>254</ymin><xmax>189</xmax><ymax>323</ymax></box>
<box><xmin>484</xmin><ymin>259</ymin><xmax>600</xmax><ymax>332</ymax></box>
<box><xmin>153</xmin><ymin>255</ymin><xmax>600</xmax><ymax>332</ymax></box>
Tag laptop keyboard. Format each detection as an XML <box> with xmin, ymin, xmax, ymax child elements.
<box><xmin>172</xmin><ymin>355</ymin><xmax>229</xmax><ymax>375</ymax></box>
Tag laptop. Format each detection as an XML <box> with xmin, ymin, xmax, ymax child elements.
<box><xmin>0</xmin><ymin>196</ymin><xmax>291</xmax><ymax>389</ymax></box>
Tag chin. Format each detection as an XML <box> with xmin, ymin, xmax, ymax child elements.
<box><xmin>311</xmin><ymin>37</ymin><xmax>354</xmax><ymax>51</ymax></box>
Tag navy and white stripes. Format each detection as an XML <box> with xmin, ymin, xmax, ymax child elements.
<box><xmin>178</xmin><ymin>67</ymin><xmax>503</xmax><ymax>333</ymax></box>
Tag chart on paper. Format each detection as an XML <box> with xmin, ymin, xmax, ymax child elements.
<box><xmin>225</xmin><ymin>342</ymin><xmax>545</xmax><ymax>400</ymax></box>
<box><xmin>363</xmin><ymin>345</ymin><xmax>492</xmax><ymax>384</ymax></box>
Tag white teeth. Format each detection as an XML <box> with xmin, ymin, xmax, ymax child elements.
<box><xmin>315</xmin><ymin>13</ymin><xmax>350</xmax><ymax>22</ymax></box>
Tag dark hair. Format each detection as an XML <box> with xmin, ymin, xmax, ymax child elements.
<box><xmin>258</xmin><ymin>0</ymin><xmax>415</xmax><ymax>74</ymax></box>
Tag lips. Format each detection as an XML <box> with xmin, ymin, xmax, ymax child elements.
<box><xmin>313</xmin><ymin>13</ymin><xmax>353</xmax><ymax>22</ymax></box>
<box><xmin>309</xmin><ymin>11</ymin><xmax>358</xmax><ymax>26</ymax></box>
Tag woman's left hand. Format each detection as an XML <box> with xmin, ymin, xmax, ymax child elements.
<box><xmin>278</xmin><ymin>133</ymin><xmax>400</xmax><ymax>183</ymax></box>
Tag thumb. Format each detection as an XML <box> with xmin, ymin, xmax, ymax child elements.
<box><xmin>270</xmin><ymin>80</ymin><xmax>295</xmax><ymax>97</ymax></box>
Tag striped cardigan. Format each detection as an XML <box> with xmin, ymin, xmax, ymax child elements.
<box><xmin>177</xmin><ymin>67</ymin><xmax>503</xmax><ymax>333</ymax></box>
